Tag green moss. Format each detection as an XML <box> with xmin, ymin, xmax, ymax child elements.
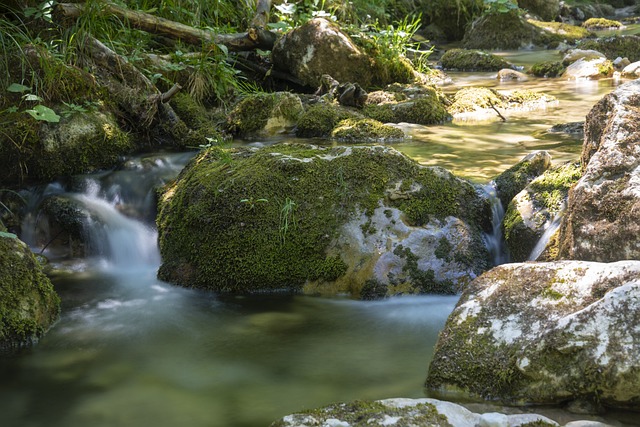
<box><xmin>529</xmin><ymin>61</ymin><xmax>565</xmax><ymax>77</ymax></box>
<box><xmin>363</xmin><ymin>88</ymin><xmax>451</xmax><ymax>125</ymax></box>
<box><xmin>578</xmin><ymin>36</ymin><xmax>640</xmax><ymax>63</ymax></box>
<box><xmin>493</xmin><ymin>156</ymin><xmax>550</xmax><ymax>208</ymax></box>
<box><xmin>582</xmin><ymin>18</ymin><xmax>622</xmax><ymax>30</ymax></box>
<box><xmin>169</xmin><ymin>92</ymin><xmax>223</xmax><ymax>141</ymax></box>
<box><xmin>463</xmin><ymin>11</ymin><xmax>539</xmax><ymax>50</ymax></box>
<box><xmin>529</xmin><ymin>20</ymin><xmax>594</xmax><ymax>45</ymax></box>
<box><xmin>226</xmin><ymin>93</ymin><xmax>277</xmax><ymax>136</ymax></box>
<box><xmin>272</xmin><ymin>400</ymin><xmax>451</xmax><ymax>427</ymax></box>
<box><xmin>435</xmin><ymin>236</ymin><xmax>453</xmax><ymax>261</ymax></box>
<box><xmin>440</xmin><ymin>48</ymin><xmax>514</xmax><ymax>71</ymax></box>
<box><xmin>528</xmin><ymin>162</ymin><xmax>582</xmax><ymax>212</ymax></box>
<box><xmin>295</xmin><ymin>103</ymin><xmax>361</xmax><ymax>138</ymax></box>
<box><xmin>393</xmin><ymin>245</ymin><xmax>457</xmax><ymax>294</ymax></box>
<box><xmin>0</xmin><ymin>236</ymin><xmax>60</xmax><ymax>353</ymax></box>
<box><xmin>447</xmin><ymin>87</ymin><xmax>504</xmax><ymax>116</ymax></box>
<box><xmin>331</xmin><ymin>118</ymin><xmax>404</xmax><ymax>143</ymax></box>
<box><xmin>502</xmin><ymin>201</ymin><xmax>538</xmax><ymax>262</ymax></box>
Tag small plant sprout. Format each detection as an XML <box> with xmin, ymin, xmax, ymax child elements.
<box><xmin>279</xmin><ymin>197</ymin><xmax>297</xmax><ymax>244</ymax></box>
<box><xmin>240</xmin><ymin>197</ymin><xmax>269</xmax><ymax>210</ymax></box>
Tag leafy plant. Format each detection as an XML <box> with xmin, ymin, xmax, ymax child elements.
<box><xmin>240</xmin><ymin>197</ymin><xmax>269</xmax><ymax>210</ymax></box>
<box><xmin>7</xmin><ymin>83</ymin><xmax>61</xmax><ymax>123</ymax></box>
<box><xmin>483</xmin><ymin>0</ymin><xmax>518</xmax><ymax>14</ymax></box>
<box><xmin>270</xmin><ymin>0</ymin><xmax>337</xmax><ymax>32</ymax></box>
<box><xmin>279</xmin><ymin>197</ymin><xmax>297</xmax><ymax>244</ymax></box>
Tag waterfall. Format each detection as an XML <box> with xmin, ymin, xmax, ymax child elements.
<box><xmin>528</xmin><ymin>203</ymin><xmax>566</xmax><ymax>261</ymax></box>
<box><xmin>482</xmin><ymin>183</ymin><xmax>509</xmax><ymax>266</ymax></box>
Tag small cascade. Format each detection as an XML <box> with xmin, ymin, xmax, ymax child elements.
<box><xmin>528</xmin><ymin>203</ymin><xmax>566</xmax><ymax>261</ymax></box>
<box><xmin>482</xmin><ymin>183</ymin><xmax>509</xmax><ymax>266</ymax></box>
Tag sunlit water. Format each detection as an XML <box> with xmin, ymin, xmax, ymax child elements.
<box><xmin>2</xmin><ymin>45</ymin><xmax>639</xmax><ymax>426</ymax></box>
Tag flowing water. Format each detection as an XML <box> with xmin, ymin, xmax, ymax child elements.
<box><xmin>1</xmin><ymin>47</ymin><xmax>638</xmax><ymax>426</ymax></box>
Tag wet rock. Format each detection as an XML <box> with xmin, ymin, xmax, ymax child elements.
<box><xmin>578</xmin><ymin>35</ymin><xmax>640</xmax><ymax>63</ymax></box>
<box><xmin>0</xmin><ymin>234</ymin><xmax>60</xmax><ymax>354</ymax></box>
<box><xmin>562</xmin><ymin>57</ymin><xmax>614</xmax><ymax>80</ymax></box>
<box><xmin>295</xmin><ymin>103</ymin><xmax>362</xmax><ymax>138</ymax></box>
<box><xmin>558</xmin><ymin>79</ymin><xmax>640</xmax><ymax>261</ymax></box>
<box><xmin>493</xmin><ymin>151</ymin><xmax>553</xmax><ymax>209</ymax></box>
<box><xmin>561</xmin><ymin>49</ymin><xmax>606</xmax><ymax>66</ymax></box>
<box><xmin>621</xmin><ymin>60</ymin><xmax>640</xmax><ymax>77</ymax></box>
<box><xmin>157</xmin><ymin>144</ymin><xmax>491</xmax><ymax>297</ymax></box>
<box><xmin>448</xmin><ymin>88</ymin><xmax>557</xmax><ymax>122</ymax></box>
<box><xmin>503</xmin><ymin>162</ymin><xmax>582</xmax><ymax>262</ymax></box>
<box><xmin>519</xmin><ymin>0</ymin><xmax>560</xmax><ymax>21</ymax></box>
<box><xmin>612</xmin><ymin>56</ymin><xmax>631</xmax><ymax>70</ymax></box>
<box><xmin>425</xmin><ymin>260</ymin><xmax>640</xmax><ymax>409</ymax></box>
<box><xmin>582</xmin><ymin>17</ymin><xmax>623</xmax><ymax>30</ymax></box>
<box><xmin>270</xmin><ymin>396</ymin><xmax>604</xmax><ymax>427</ymax></box>
<box><xmin>497</xmin><ymin>69</ymin><xmax>529</xmax><ymax>81</ymax></box>
<box><xmin>331</xmin><ymin>119</ymin><xmax>404</xmax><ymax>143</ymax></box>
<box><xmin>439</xmin><ymin>48</ymin><xmax>514</xmax><ymax>71</ymax></box>
<box><xmin>226</xmin><ymin>92</ymin><xmax>304</xmax><ymax>138</ymax></box>
<box><xmin>529</xmin><ymin>60</ymin><xmax>566</xmax><ymax>77</ymax></box>
<box><xmin>363</xmin><ymin>85</ymin><xmax>451</xmax><ymax>125</ymax></box>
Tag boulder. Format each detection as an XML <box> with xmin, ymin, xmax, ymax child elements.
<box><xmin>331</xmin><ymin>119</ymin><xmax>404</xmax><ymax>143</ymax></box>
<box><xmin>582</xmin><ymin>17</ymin><xmax>623</xmax><ymax>30</ymax></box>
<box><xmin>295</xmin><ymin>103</ymin><xmax>362</xmax><ymax>138</ymax></box>
<box><xmin>0</xmin><ymin>233</ymin><xmax>60</xmax><ymax>354</ymax></box>
<box><xmin>519</xmin><ymin>0</ymin><xmax>560</xmax><ymax>21</ymax></box>
<box><xmin>157</xmin><ymin>144</ymin><xmax>492</xmax><ymax>297</ymax></box>
<box><xmin>503</xmin><ymin>162</ymin><xmax>582</xmax><ymax>262</ymax></box>
<box><xmin>561</xmin><ymin>57</ymin><xmax>614</xmax><ymax>79</ymax></box>
<box><xmin>493</xmin><ymin>151</ymin><xmax>553</xmax><ymax>209</ymax></box>
<box><xmin>362</xmin><ymin>85</ymin><xmax>451</xmax><ymax>125</ymax></box>
<box><xmin>226</xmin><ymin>92</ymin><xmax>304</xmax><ymax>138</ymax></box>
<box><xmin>270</xmin><ymin>397</ymin><xmax>563</xmax><ymax>427</ymax></box>
<box><xmin>621</xmin><ymin>60</ymin><xmax>640</xmax><ymax>77</ymax></box>
<box><xmin>557</xmin><ymin>79</ymin><xmax>640</xmax><ymax>261</ymax></box>
<box><xmin>448</xmin><ymin>88</ymin><xmax>558</xmax><ymax>121</ymax></box>
<box><xmin>439</xmin><ymin>49</ymin><xmax>514</xmax><ymax>71</ymax></box>
<box><xmin>425</xmin><ymin>260</ymin><xmax>640</xmax><ymax>410</ymax></box>
<box><xmin>496</xmin><ymin>69</ymin><xmax>529</xmax><ymax>81</ymax></box>
<box><xmin>561</xmin><ymin>49</ymin><xmax>606</xmax><ymax>66</ymax></box>
<box><xmin>529</xmin><ymin>60</ymin><xmax>566</xmax><ymax>77</ymax></box>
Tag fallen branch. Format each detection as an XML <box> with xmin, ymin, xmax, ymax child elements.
<box><xmin>55</xmin><ymin>1</ymin><xmax>277</xmax><ymax>52</ymax></box>
<box><xmin>488</xmin><ymin>99</ymin><xmax>507</xmax><ymax>122</ymax></box>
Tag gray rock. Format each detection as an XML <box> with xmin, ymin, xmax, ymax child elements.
<box><xmin>621</xmin><ymin>60</ymin><xmax>640</xmax><ymax>77</ymax></box>
<box><xmin>558</xmin><ymin>79</ymin><xmax>640</xmax><ymax>261</ymax></box>
<box><xmin>425</xmin><ymin>260</ymin><xmax>640</xmax><ymax>409</ymax></box>
<box><xmin>562</xmin><ymin>49</ymin><xmax>606</xmax><ymax>66</ymax></box>
<box><xmin>562</xmin><ymin>57</ymin><xmax>613</xmax><ymax>80</ymax></box>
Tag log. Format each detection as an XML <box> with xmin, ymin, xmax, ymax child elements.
<box><xmin>55</xmin><ymin>1</ymin><xmax>276</xmax><ymax>52</ymax></box>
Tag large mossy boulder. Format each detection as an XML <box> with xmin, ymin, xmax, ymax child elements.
<box><xmin>557</xmin><ymin>79</ymin><xmax>640</xmax><ymax>261</ymax></box>
<box><xmin>363</xmin><ymin>87</ymin><xmax>452</xmax><ymax>125</ymax></box>
<box><xmin>447</xmin><ymin>88</ymin><xmax>557</xmax><ymax>121</ymax></box>
<box><xmin>0</xmin><ymin>110</ymin><xmax>132</xmax><ymax>185</ymax></box>
<box><xmin>503</xmin><ymin>162</ymin><xmax>582</xmax><ymax>262</ymax></box>
<box><xmin>157</xmin><ymin>144</ymin><xmax>491</xmax><ymax>296</ymax></box>
<box><xmin>331</xmin><ymin>119</ymin><xmax>404</xmax><ymax>143</ymax></box>
<box><xmin>0</xmin><ymin>234</ymin><xmax>60</xmax><ymax>354</ymax></box>
<box><xmin>295</xmin><ymin>103</ymin><xmax>362</xmax><ymax>138</ymax></box>
<box><xmin>425</xmin><ymin>260</ymin><xmax>640</xmax><ymax>410</ymax></box>
<box><xmin>518</xmin><ymin>0</ymin><xmax>560</xmax><ymax>21</ymax></box>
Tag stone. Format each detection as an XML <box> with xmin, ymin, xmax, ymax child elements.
<box><xmin>621</xmin><ymin>60</ymin><xmax>640</xmax><ymax>77</ymax></box>
<box><xmin>448</xmin><ymin>88</ymin><xmax>558</xmax><ymax>121</ymax></box>
<box><xmin>557</xmin><ymin>79</ymin><xmax>640</xmax><ymax>261</ymax></box>
<box><xmin>497</xmin><ymin>69</ymin><xmax>529</xmax><ymax>81</ymax></box>
<box><xmin>493</xmin><ymin>151</ymin><xmax>553</xmax><ymax>209</ymax></box>
<box><xmin>425</xmin><ymin>260</ymin><xmax>640</xmax><ymax>410</ymax></box>
<box><xmin>0</xmin><ymin>234</ymin><xmax>60</xmax><ymax>354</ymax></box>
<box><xmin>157</xmin><ymin>144</ymin><xmax>492</xmax><ymax>297</ymax></box>
<box><xmin>562</xmin><ymin>57</ymin><xmax>614</xmax><ymax>80</ymax></box>
<box><xmin>226</xmin><ymin>92</ymin><xmax>304</xmax><ymax>137</ymax></box>
<box><xmin>439</xmin><ymin>49</ymin><xmax>514</xmax><ymax>72</ymax></box>
<box><xmin>561</xmin><ymin>49</ymin><xmax>606</xmax><ymax>66</ymax></box>
<box><xmin>518</xmin><ymin>0</ymin><xmax>560</xmax><ymax>21</ymax></box>
<box><xmin>272</xmin><ymin>18</ymin><xmax>371</xmax><ymax>88</ymax></box>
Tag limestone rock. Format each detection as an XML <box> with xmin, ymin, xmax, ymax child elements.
<box><xmin>0</xmin><ymin>234</ymin><xmax>60</xmax><ymax>354</ymax></box>
<box><xmin>448</xmin><ymin>88</ymin><xmax>558</xmax><ymax>121</ymax></box>
<box><xmin>493</xmin><ymin>151</ymin><xmax>553</xmax><ymax>209</ymax></box>
<box><xmin>578</xmin><ymin>36</ymin><xmax>640</xmax><ymax>63</ymax></box>
<box><xmin>558</xmin><ymin>79</ymin><xmax>640</xmax><ymax>261</ymax></box>
<box><xmin>157</xmin><ymin>144</ymin><xmax>491</xmax><ymax>297</ymax></box>
<box><xmin>497</xmin><ymin>69</ymin><xmax>529</xmax><ymax>81</ymax></box>
<box><xmin>562</xmin><ymin>57</ymin><xmax>614</xmax><ymax>80</ymax></box>
<box><xmin>561</xmin><ymin>49</ymin><xmax>606</xmax><ymax>66</ymax></box>
<box><xmin>425</xmin><ymin>260</ymin><xmax>640</xmax><ymax>409</ymax></box>
<box><xmin>621</xmin><ymin>60</ymin><xmax>640</xmax><ymax>77</ymax></box>
<box><xmin>271</xmin><ymin>18</ymin><xmax>373</xmax><ymax>88</ymax></box>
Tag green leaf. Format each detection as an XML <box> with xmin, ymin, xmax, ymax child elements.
<box><xmin>0</xmin><ymin>231</ymin><xmax>17</xmax><ymax>239</ymax></box>
<box><xmin>7</xmin><ymin>83</ymin><xmax>30</xmax><ymax>93</ymax></box>
<box><xmin>23</xmin><ymin>93</ymin><xmax>43</xmax><ymax>102</ymax></box>
<box><xmin>25</xmin><ymin>105</ymin><xmax>61</xmax><ymax>122</ymax></box>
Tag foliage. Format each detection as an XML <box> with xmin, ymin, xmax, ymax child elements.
<box><xmin>483</xmin><ymin>0</ymin><xmax>518</xmax><ymax>14</ymax></box>
<box><xmin>270</xmin><ymin>0</ymin><xmax>337</xmax><ymax>32</ymax></box>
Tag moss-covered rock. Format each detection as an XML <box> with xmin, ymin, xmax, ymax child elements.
<box><xmin>0</xmin><ymin>234</ymin><xmax>60</xmax><ymax>354</ymax></box>
<box><xmin>0</xmin><ymin>109</ymin><xmax>133</xmax><ymax>185</ymax></box>
<box><xmin>439</xmin><ymin>48</ymin><xmax>514</xmax><ymax>71</ymax></box>
<box><xmin>447</xmin><ymin>88</ymin><xmax>557</xmax><ymax>121</ymax></box>
<box><xmin>363</xmin><ymin>86</ymin><xmax>452</xmax><ymax>125</ymax></box>
<box><xmin>157</xmin><ymin>144</ymin><xmax>491</xmax><ymax>296</ymax></box>
<box><xmin>331</xmin><ymin>119</ymin><xmax>404</xmax><ymax>143</ymax></box>
<box><xmin>295</xmin><ymin>103</ymin><xmax>362</xmax><ymax>138</ymax></box>
<box><xmin>518</xmin><ymin>0</ymin><xmax>560</xmax><ymax>21</ymax></box>
<box><xmin>578</xmin><ymin>35</ymin><xmax>640</xmax><ymax>63</ymax></box>
<box><xmin>226</xmin><ymin>92</ymin><xmax>304</xmax><ymax>138</ymax></box>
<box><xmin>425</xmin><ymin>260</ymin><xmax>640</xmax><ymax>409</ymax></box>
<box><xmin>502</xmin><ymin>162</ymin><xmax>582</xmax><ymax>262</ymax></box>
<box><xmin>493</xmin><ymin>151</ymin><xmax>552</xmax><ymax>209</ymax></box>
<box><xmin>529</xmin><ymin>60</ymin><xmax>566</xmax><ymax>77</ymax></box>
<box><xmin>582</xmin><ymin>17</ymin><xmax>623</xmax><ymax>30</ymax></box>
<box><xmin>270</xmin><ymin>397</ymin><xmax>560</xmax><ymax>427</ymax></box>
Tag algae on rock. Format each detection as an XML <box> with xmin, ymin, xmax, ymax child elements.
<box><xmin>157</xmin><ymin>144</ymin><xmax>491</xmax><ymax>297</ymax></box>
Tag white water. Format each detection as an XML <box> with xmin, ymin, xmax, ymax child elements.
<box><xmin>482</xmin><ymin>182</ymin><xmax>509</xmax><ymax>266</ymax></box>
<box><xmin>528</xmin><ymin>203</ymin><xmax>566</xmax><ymax>261</ymax></box>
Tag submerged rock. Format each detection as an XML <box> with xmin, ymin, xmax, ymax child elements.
<box><xmin>558</xmin><ymin>78</ymin><xmax>640</xmax><ymax>261</ymax></box>
<box><xmin>157</xmin><ymin>144</ymin><xmax>491</xmax><ymax>296</ymax></box>
<box><xmin>425</xmin><ymin>260</ymin><xmax>640</xmax><ymax>410</ymax></box>
<box><xmin>0</xmin><ymin>233</ymin><xmax>60</xmax><ymax>354</ymax></box>
<box><xmin>270</xmin><ymin>397</ymin><xmax>562</xmax><ymax>427</ymax></box>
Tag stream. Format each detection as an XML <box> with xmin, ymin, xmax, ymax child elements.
<box><xmin>0</xmin><ymin>46</ymin><xmax>638</xmax><ymax>426</ymax></box>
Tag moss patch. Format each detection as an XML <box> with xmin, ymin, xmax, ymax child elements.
<box><xmin>582</xmin><ymin>18</ymin><xmax>622</xmax><ymax>30</ymax></box>
<box><xmin>578</xmin><ymin>36</ymin><xmax>640</xmax><ymax>62</ymax></box>
<box><xmin>331</xmin><ymin>118</ymin><xmax>404</xmax><ymax>143</ymax></box>
<box><xmin>0</xmin><ymin>236</ymin><xmax>60</xmax><ymax>353</ymax></box>
<box><xmin>440</xmin><ymin>48</ymin><xmax>514</xmax><ymax>71</ymax></box>
<box><xmin>529</xmin><ymin>61</ymin><xmax>566</xmax><ymax>77</ymax></box>
<box><xmin>295</xmin><ymin>103</ymin><xmax>361</xmax><ymax>138</ymax></box>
